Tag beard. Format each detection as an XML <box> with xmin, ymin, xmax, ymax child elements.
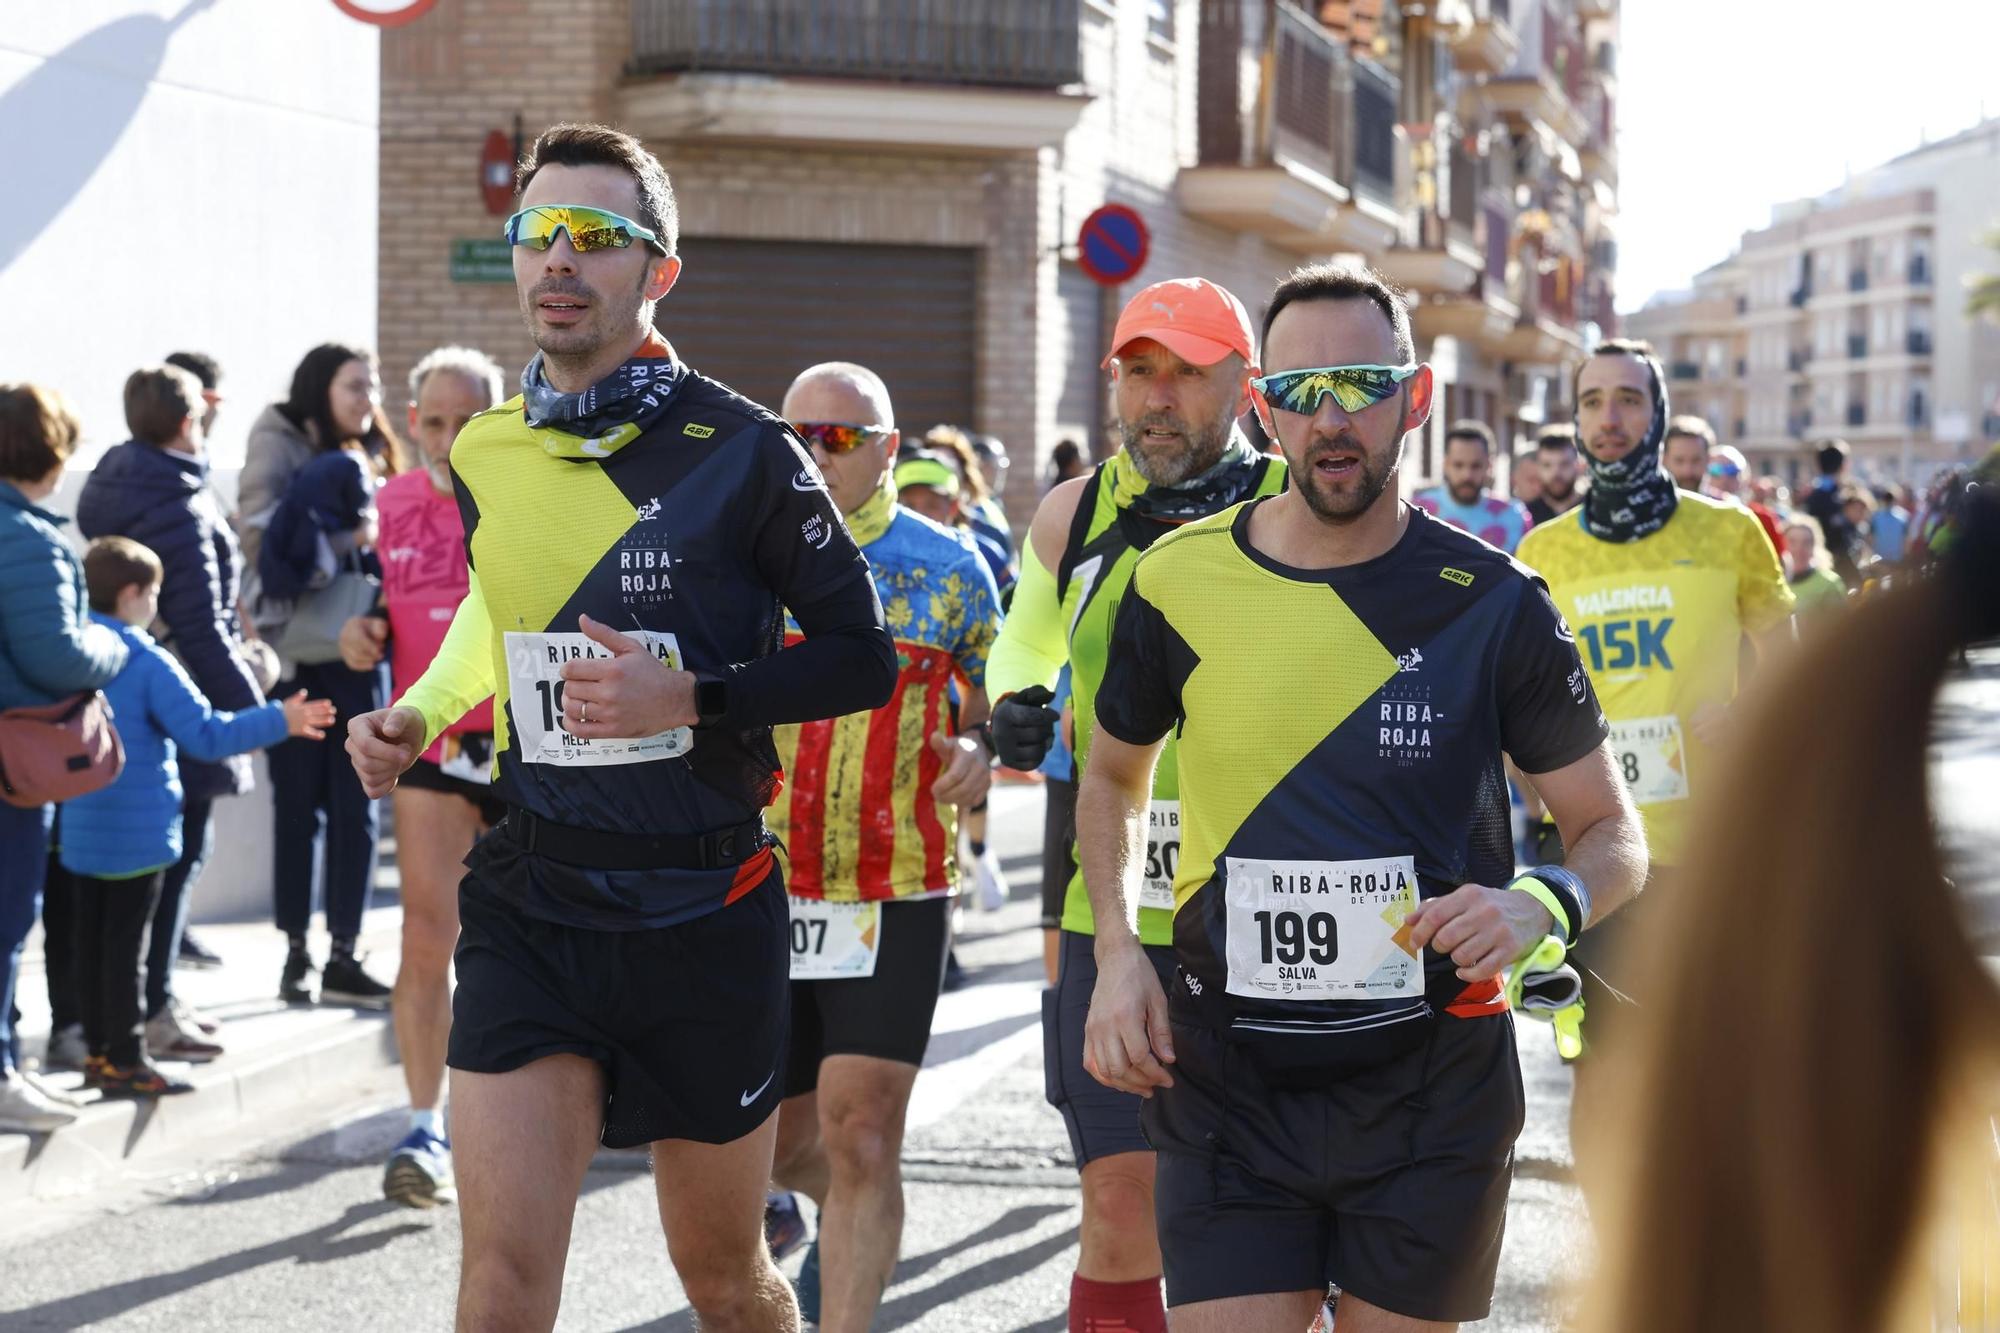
<box><xmin>521</xmin><ymin>272</ymin><xmax>647</xmax><ymax>363</ymax></box>
<box><xmin>1118</xmin><ymin>408</ymin><xmax>1232</xmax><ymax>487</ymax></box>
<box><xmin>1545</xmin><ymin>474</ymin><xmax>1576</xmax><ymax>501</ymax></box>
<box><xmin>1447</xmin><ymin>479</ymin><xmax>1482</xmax><ymax>506</ymax></box>
<box><xmin>1288</xmin><ymin>429</ymin><xmax>1400</xmax><ymax>523</ymax></box>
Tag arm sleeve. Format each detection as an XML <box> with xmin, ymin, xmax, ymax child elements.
<box><xmin>983</xmin><ymin>533</ymin><xmax>1068</xmax><ymax>699</ymax></box>
<box><xmin>1094</xmin><ymin>581</ymin><xmax>1185</xmax><ymax>748</ymax></box>
<box><xmin>1735</xmin><ymin>508</ymin><xmax>1797</xmax><ymax>634</ymax></box>
<box><xmin>157</xmin><ymin>519</ymin><xmax>262</xmax><ymax>709</ymax></box>
<box><xmin>396</xmin><ymin>567</ymin><xmax>497</xmax><ymax>749</ymax></box>
<box><xmin>722</xmin><ymin>573</ymin><xmax>894</xmax><ymax>729</ymax></box>
<box><xmin>148</xmin><ymin>649</ymin><xmax>289</xmax><ymax>762</ymax></box>
<box><xmin>1498</xmin><ymin>578</ymin><xmax>1611</xmax><ymax>774</ymax></box>
<box><xmin>1</xmin><ymin>546</ymin><xmax>127</xmax><ymax>694</ymax></box>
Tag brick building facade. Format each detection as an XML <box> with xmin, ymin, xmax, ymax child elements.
<box><xmin>379</xmin><ymin>0</ymin><xmax>1620</xmax><ymax>521</ymax></box>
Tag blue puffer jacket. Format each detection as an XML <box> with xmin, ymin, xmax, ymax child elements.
<box><xmin>0</xmin><ymin>480</ymin><xmax>127</xmax><ymax>712</ymax></box>
<box><xmin>77</xmin><ymin>441</ymin><xmax>264</xmax><ymax>800</ymax></box>
<box><xmin>59</xmin><ymin>616</ymin><xmax>287</xmax><ymax>878</ymax></box>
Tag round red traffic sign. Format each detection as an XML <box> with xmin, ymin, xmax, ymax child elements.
<box><xmin>331</xmin><ymin>0</ymin><xmax>438</xmax><ymax>27</ymax></box>
<box><xmin>1076</xmin><ymin>204</ymin><xmax>1150</xmax><ymax>287</ymax></box>
<box><xmin>481</xmin><ymin>130</ymin><xmax>517</xmax><ymax>216</ymax></box>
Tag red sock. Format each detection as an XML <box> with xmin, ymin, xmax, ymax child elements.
<box><xmin>1070</xmin><ymin>1273</ymin><xmax>1167</xmax><ymax>1333</ymax></box>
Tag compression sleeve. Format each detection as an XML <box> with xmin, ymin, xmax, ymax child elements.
<box><xmin>395</xmin><ymin>568</ymin><xmax>496</xmax><ymax>750</ymax></box>
<box><xmin>983</xmin><ymin>535</ymin><xmax>1067</xmax><ymax>700</ymax></box>
<box><xmin>723</xmin><ymin>573</ymin><xmax>896</xmax><ymax>729</ymax></box>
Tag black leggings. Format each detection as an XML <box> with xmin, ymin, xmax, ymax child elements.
<box><xmin>73</xmin><ymin>869</ymin><xmax>167</xmax><ymax>1066</ymax></box>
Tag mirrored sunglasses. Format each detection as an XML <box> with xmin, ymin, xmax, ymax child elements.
<box><xmin>1250</xmin><ymin>364</ymin><xmax>1421</xmax><ymax>415</ymax></box>
<box><xmin>504</xmin><ymin>204</ymin><xmax>667</xmax><ymax>255</ymax></box>
<box><xmin>792</xmin><ymin>421</ymin><xmax>891</xmax><ymax>455</ymax></box>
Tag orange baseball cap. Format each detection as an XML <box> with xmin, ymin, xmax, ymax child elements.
<box><xmin>1102</xmin><ymin>277</ymin><xmax>1258</xmax><ymax>369</ymax></box>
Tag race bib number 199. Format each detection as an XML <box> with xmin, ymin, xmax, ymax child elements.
<box><xmin>1138</xmin><ymin>800</ymin><xmax>1180</xmax><ymax>912</ymax></box>
<box><xmin>504</xmin><ymin>630</ymin><xmax>694</xmax><ymax>767</ymax></box>
<box><xmin>1222</xmin><ymin>855</ymin><xmax>1422</xmax><ymax>1002</ymax></box>
<box><xmin>1607</xmin><ymin>714</ymin><xmax>1689</xmax><ymax>805</ymax></box>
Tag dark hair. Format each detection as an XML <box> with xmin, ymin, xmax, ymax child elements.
<box><xmin>1051</xmin><ymin>438</ymin><xmax>1082</xmax><ymax>470</ymax></box>
<box><xmin>1817</xmin><ymin>439</ymin><xmax>1850</xmax><ymax>476</ymax></box>
<box><xmin>164</xmin><ymin>351</ymin><xmax>220</xmax><ymax>391</ymax></box>
<box><xmin>1572</xmin><ymin>337</ymin><xmax>1665</xmax><ymax>408</ymax></box>
<box><xmin>85</xmin><ymin>535</ymin><xmax>163</xmax><ymax>612</ymax></box>
<box><xmin>1664</xmin><ymin>415</ymin><xmax>1715</xmax><ymax>451</ymax></box>
<box><xmin>124</xmin><ymin>365</ymin><xmax>204</xmax><ymax>447</ymax></box>
<box><xmin>516</xmin><ymin>122</ymin><xmax>678</xmax><ymax>256</ymax></box>
<box><xmin>1444</xmin><ymin>419</ymin><xmax>1495</xmax><ymax>456</ymax></box>
<box><xmin>0</xmin><ymin>383</ymin><xmax>82</xmax><ymax>483</ymax></box>
<box><xmin>1260</xmin><ymin>262</ymin><xmax>1414</xmax><ymax>365</ymax></box>
<box><xmin>1537</xmin><ymin>422</ymin><xmax>1579</xmax><ymax>453</ymax></box>
<box><xmin>281</xmin><ymin>343</ymin><xmax>406</xmax><ymax>475</ymax></box>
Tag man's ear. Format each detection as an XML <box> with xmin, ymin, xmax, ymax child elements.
<box><xmin>1403</xmin><ymin>364</ymin><xmax>1435</xmax><ymax>435</ymax></box>
<box><xmin>1235</xmin><ymin>364</ymin><xmax>1260</xmax><ymax>421</ymax></box>
<box><xmin>645</xmin><ymin>254</ymin><xmax>683</xmax><ymax>302</ymax></box>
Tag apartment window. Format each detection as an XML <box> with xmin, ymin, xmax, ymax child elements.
<box><xmin>1146</xmin><ymin>0</ymin><xmax>1175</xmax><ymax>46</ymax></box>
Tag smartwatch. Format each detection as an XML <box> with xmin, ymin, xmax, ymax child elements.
<box><xmin>694</xmin><ymin>674</ymin><xmax>729</xmax><ymax>729</ymax></box>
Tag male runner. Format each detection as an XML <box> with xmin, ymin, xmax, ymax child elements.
<box><xmin>1515</xmin><ymin>340</ymin><xmax>1792</xmax><ymax>1148</ymax></box>
<box><xmin>1525</xmin><ymin>424</ymin><xmax>1582</xmax><ymax>526</ymax></box>
<box><xmin>1661</xmin><ymin>414</ymin><xmax>1714</xmax><ymax>493</ymax></box>
<box><xmin>1703</xmin><ymin>442</ymin><xmax>1789</xmax><ymax>562</ymax></box>
<box><xmin>986</xmin><ymin>276</ymin><xmax>1287</xmax><ymax>1333</ymax></box>
<box><xmin>345</xmin><ymin>123</ymin><xmax>895</xmax><ymax>1332</ymax></box>
<box><xmin>1412</xmin><ymin>419</ymin><xmax>1534</xmax><ymax>553</ymax></box>
<box><xmin>765</xmin><ymin>363</ymin><xmax>1002</xmax><ymax>1331</ymax></box>
<box><xmin>1079</xmin><ymin>263</ymin><xmax>1646</xmax><ymax>1331</ymax></box>
<box><xmin>338</xmin><ymin>345</ymin><xmax>507</xmax><ymax>1207</ymax></box>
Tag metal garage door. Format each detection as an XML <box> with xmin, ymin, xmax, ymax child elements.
<box><xmin>659</xmin><ymin>239</ymin><xmax>978</xmax><ymax>434</ymax></box>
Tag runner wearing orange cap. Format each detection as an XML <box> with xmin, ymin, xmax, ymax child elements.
<box><xmin>987</xmin><ymin>276</ymin><xmax>1286</xmax><ymax>1333</ymax></box>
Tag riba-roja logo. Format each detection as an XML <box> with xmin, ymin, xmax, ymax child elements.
<box><xmin>682</xmin><ymin>422</ymin><xmax>715</xmax><ymax>439</ymax></box>
<box><xmin>1439</xmin><ymin>567</ymin><xmax>1474</xmax><ymax>587</ymax></box>
<box><xmin>634</xmin><ymin>497</ymin><xmax>662</xmax><ymax>523</ymax></box>
<box><xmin>1394</xmin><ymin>647</ymin><xmax>1424</xmax><ymax>674</ymax></box>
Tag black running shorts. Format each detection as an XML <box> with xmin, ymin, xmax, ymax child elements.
<box><xmin>448</xmin><ymin>863</ymin><xmax>789</xmax><ymax>1149</ymax></box>
<box><xmin>783</xmin><ymin>894</ymin><xmax>952</xmax><ymax>1096</ymax></box>
<box><xmin>1144</xmin><ymin>1012</ymin><xmax>1525</xmax><ymax>1323</ymax></box>
<box><xmin>1042</xmin><ymin>929</ymin><xmax>1178</xmax><ymax>1167</ymax></box>
<box><xmin>398</xmin><ymin>753</ymin><xmax>506</xmax><ymax>827</ymax></box>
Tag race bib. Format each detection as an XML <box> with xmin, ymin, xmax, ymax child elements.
<box><xmin>1223</xmin><ymin>855</ymin><xmax>1422</xmax><ymax>1002</ymax></box>
<box><xmin>1608</xmin><ymin>714</ymin><xmax>1689</xmax><ymax>804</ymax></box>
<box><xmin>1138</xmin><ymin>800</ymin><xmax>1180</xmax><ymax>912</ymax></box>
<box><xmin>504</xmin><ymin>630</ymin><xmax>694</xmax><ymax>767</ymax></box>
<box><xmin>788</xmin><ymin>897</ymin><xmax>882</xmax><ymax>980</ymax></box>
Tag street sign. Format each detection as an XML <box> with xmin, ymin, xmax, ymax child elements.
<box><xmin>449</xmin><ymin>238</ymin><xmax>512</xmax><ymax>283</ymax></box>
<box><xmin>1076</xmin><ymin>204</ymin><xmax>1149</xmax><ymax>287</ymax></box>
<box><xmin>331</xmin><ymin>0</ymin><xmax>439</xmax><ymax>27</ymax></box>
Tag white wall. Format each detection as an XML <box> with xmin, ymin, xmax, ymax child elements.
<box><xmin>0</xmin><ymin>1</ymin><xmax>379</xmax><ymax>476</ymax></box>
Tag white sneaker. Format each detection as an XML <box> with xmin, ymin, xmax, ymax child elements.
<box><xmin>0</xmin><ymin>1073</ymin><xmax>80</xmax><ymax>1132</ymax></box>
<box><xmin>972</xmin><ymin>846</ymin><xmax>1009</xmax><ymax>912</ymax></box>
<box><xmin>18</xmin><ymin>1068</ymin><xmax>88</xmax><ymax>1109</ymax></box>
<box><xmin>41</xmin><ymin>1022</ymin><xmax>87</xmax><ymax>1072</ymax></box>
<box><xmin>169</xmin><ymin>995</ymin><xmax>221</xmax><ymax>1038</ymax></box>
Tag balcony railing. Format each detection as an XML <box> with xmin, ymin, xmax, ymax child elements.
<box><xmin>1351</xmin><ymin>56</ymin><xmax>1398</xmax><ymax>203</ymax></box>
<box><xmin>1849</xmin><ymin>268</ymin><xmax>1869</xmax><ymax>292</ymax></box>
<box><xmin>1847</xmin><ymin>402</ymin><xmax>1866</xmax><ymax>426</ymax></box>
<box><xmin>1848</xmin><ymin>333</ymin><xmax>1867</xmax><ymax>358</ymax></box>
<box><xmin>629</xmin><ymin>0</ymin><xmax>1083</xmax><ymax>88</ymax></box>
<box><xmin>1908</xmin><ymin>330</ymin><xmax>1933</xmax><ymax>355</ymax></box>
<box><xmin>1789</xmin><ymin>287</ymin><xmax>1809</xmax><ymax>308</ymax></box>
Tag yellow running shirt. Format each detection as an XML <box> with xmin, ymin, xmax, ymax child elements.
<box><xmin>1516</xmin><ymin>494</ymin><xmax>1794</xmax><ymax>866</ymax></box>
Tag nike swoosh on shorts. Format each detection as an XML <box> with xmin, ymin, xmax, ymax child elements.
<box><xmin>741</xmin><ymin>1068</ymin><xmax>777</xmax><ymax>1106</ymax></box>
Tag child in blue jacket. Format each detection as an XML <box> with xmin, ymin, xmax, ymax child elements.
<box><xmin>60</xmin><ymin>537</ymin><xmax>333</xmax><ymax>1097</ymax></box>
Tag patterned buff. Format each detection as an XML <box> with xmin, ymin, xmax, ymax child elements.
<box><xmin>846</xmin><ymin>467</ymin><xmax>899</xmax><ymax>547</ymax></box>
<box><xmin>1580</xmin><ymin>355</ymin><xmax>1677</xmax><ymax>544</ymax></box>
<box><xmin>1105</xmin><ymin>427</ymin><xmax>1267</xmax><ymax>524</ymax></box>
<box><xmin>519</xmin><ymin>331</ymin><xmax>684</xmax><ymax>460</ymax></box>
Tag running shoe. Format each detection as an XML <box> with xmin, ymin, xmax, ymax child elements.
<box><xmin>41</xmin><ymin>1023</ymin><xmax>87</xmax><ymax>1072</ymax></box>
<box><xmin>321</xmin><ymin>954</ymin><xmax>393</xmax><ymax>1009</ymax></box>
<box><xmin>764</xmin><ymin>1190</ymin><xmax>809</xmax><ymax>1261</ymax></box>
<box><xmin>795</xmin><ymin>1237</ymin><xmax>821</xmax><ymax>1325</ymax></box>
<box><xmin>146</xmin><ymin>1005</ymin><xmax>224</xmax><ymax>1063</ymax></box>
<box><xmin>972</xmin><ymin>846</ymin><xmax>1009</xmax><ymax>911</ymax></box>
<box><xmin>176</xmin><ymin>929</ymin><xmax>225</xmax><ymax>970</ymax></box>
<box><xmin>279</xmin><ymin>946</ymin><xmax>319</xmax><ymax>1006</ymax></box>
<box><xmin>0</xmin><ymin>1073</ymin><xmax>78</xmax><ymax>1131</ymax></box>
<box><xmin>19</xmin><ymin>1068</ymin><xmax>88</xmax><ymax>1108</ymax></box>
<box><xmin>96</xmin><ymin>1059</ymin><xmax>195</xmax><ymax>1099</ymax></box>
<box><xmin>383</xmin><ymin>1126</ymin><xmax>457</xmax><ymax>1208</ymax></box>
<box><xmin>169</xmin><ymin>995</ymin><xmax>221</xmax><ymax>1037</ymax></box>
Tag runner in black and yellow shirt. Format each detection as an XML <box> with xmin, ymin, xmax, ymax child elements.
<box><xmin>346</xmin><ymin>124</ymin><xmax>893</xmax><ymax>1332</ymax></box>
<box><xmin>1078</xmin><ymin>264</ymin><xmax>1647</xmax><ymax>1331</ymax></box>
<box><xmin>987</xmin><ymin>277</ymin><xmax>1283</xmax><ymax>1333</ymax></box>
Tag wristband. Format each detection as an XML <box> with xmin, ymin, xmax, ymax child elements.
<box><xmin>1506</xmin><ymin>865</ymin><xmax>1588</xmax><ymax>945</ymax></box>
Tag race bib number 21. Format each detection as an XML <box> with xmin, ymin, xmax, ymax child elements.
<box><xmin>504</xmin><ymin>630</ymin><xmax>694</xmax><ymax>767</ymax></box>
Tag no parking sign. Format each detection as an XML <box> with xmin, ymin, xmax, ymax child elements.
<box><xmin>332</xmin><ymin>0</ymin><xmax>439</xmax><ymax>26</ymax></box>
<box><xmin>1076</xmin><ymin>204</ymin><xmax>1150</xmax><ymax>287</ymax></box>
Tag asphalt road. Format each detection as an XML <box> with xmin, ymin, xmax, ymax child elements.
<box><xmin>2</xmin><ymin>647</ymin><xmax>1993</xmax><ymax>1330</ymax></box>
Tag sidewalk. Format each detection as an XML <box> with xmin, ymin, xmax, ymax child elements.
<box><xmin>5</xmin><ymin>890</ymin><xmax>407</xmax><ymax>1214</ymax></box>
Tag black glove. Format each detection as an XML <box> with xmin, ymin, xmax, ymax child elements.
<box><xmin>990</xmin><ymin>684</ymin><xmax>1060</xmax><ymax>770</ymax></box>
